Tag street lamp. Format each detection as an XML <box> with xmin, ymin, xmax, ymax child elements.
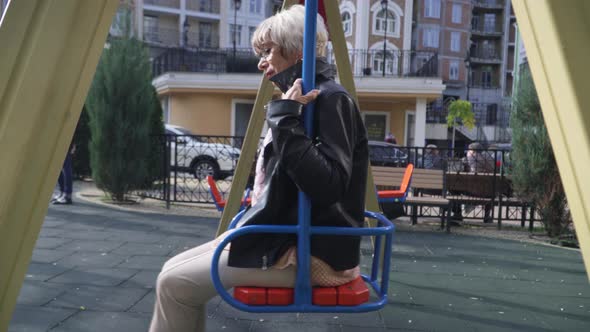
<box><xmin>233</xmin><ymin>0</ymin><xmax>242</xmax><ymax>70</ymax></box>
<box><xmin>381</xmin><ymin>0</ymin><xmax>388</xmax><ymax>77</ymax></box>
<box><xmin>464</xmin><ymin>57</ymin><xmax>471</xmax><ymax>101</ymax></box>
<box><xmin>183</xmin><ymin>18</ymin><xmax>189</xmax><ymax>48</ymax></box>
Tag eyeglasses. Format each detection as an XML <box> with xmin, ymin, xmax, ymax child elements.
<box><xmin>257</xmin><ymin>47</ymin><xmax>273</xmax><ymax>61</ymax></box>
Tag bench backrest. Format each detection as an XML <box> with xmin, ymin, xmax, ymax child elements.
<box><xmin>372</xmin><ymin>166</ymin><xmax>445</xmax><ymax>190</ymax></box>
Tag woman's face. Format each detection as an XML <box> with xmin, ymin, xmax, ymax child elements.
<box><xmin>257</xmin><ymin>43</ymin><xmax>300</xmax><ymax>79</ymax></box>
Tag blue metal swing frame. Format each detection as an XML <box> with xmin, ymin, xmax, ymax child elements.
<box><xmin>210</xmin><ymin>1</ymin><xmax>396</xmax><ymax>313</ymax></box>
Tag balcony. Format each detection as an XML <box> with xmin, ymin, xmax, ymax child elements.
<box><xmin>426</xmin><ymin>101</ymin><xmax>510</xmax><ymax>127</ymax></box>
<box><xmin>143</xmin><ymin>27</ymin><xmax>220</xmax><ymax>49</ymax></box>
<box><xmin>144</xmin><ymin>0</ymin><xmax>180</xmax><ymax>9</ymax></box>
<box><xmin>186</xmin><ymin>0</ymin><xmax>220</xmax><ymax>14</ymax></box>
<box><xmin>471</xmin><ymin>24</ymin><xmax>503</xmax><ymax>37</ymax></box>
<box><xmin>152</xmin><ymin>48</ymin><xmax>260</xmax><ymax>77</ymax></box>
<box><xmin>325</xmin><ymin>49</ymin><xmax>439</xmax><ymax>78</ymax></box>
<box><xmin>470</xmin><ymin>49</ymin><xmax>502</xmax><ymax>64</ymax></box>
<box><xmin>152</xmin><ymin>48</ymin><xmax>440</xmax><ymax>78</ymax></box>
<box><xmin>473</xmin><ymin>0</ymin><xmax>504</xmax><ymax>10</ymax></box>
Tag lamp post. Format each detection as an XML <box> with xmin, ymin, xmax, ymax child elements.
<box><xmin>381</xmin><ymin>0</ymin><xmax>388</xmax><ymax>77</ymax></box>
<box><xmin>464</xmin><ymin>57</ymin><xmax>471</xmax><ymax>101</ymax></box>
<box><xmin>182</xmin><ymin>18</ymin><xmax>189</xmax><ymax>48</ymax></box>
<box><xmin>233</xmin><ymin>0</ymin><xmax>242</xmax><ymax>71</ymax></box>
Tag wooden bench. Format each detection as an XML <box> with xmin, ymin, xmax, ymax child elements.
<box><xmin>373</xmin><ymin>166</ymin><xmax>452</xmax><ymax>232</ymax></box>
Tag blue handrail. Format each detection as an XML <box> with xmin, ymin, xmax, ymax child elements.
<box><xmin>294</xmin><ymin>0</ymin><xmax>319</xmax><ymax>308</ymax></box>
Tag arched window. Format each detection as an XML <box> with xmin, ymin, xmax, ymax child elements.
<box><xmin>372</xmin><ymin>50</ymin><xmax>398</xmax><ymax>75</ymax></box>
<box><xmin>375</xmin><ymin>9</ymin><xmax>396</xmax><ymax>35</ymax></box>
<box><xmin>341</xmin><ymin>11</ymin><xmax>352</xmax><ymax>36</ymax></box>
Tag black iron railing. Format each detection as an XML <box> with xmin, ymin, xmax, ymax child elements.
<box><xmin>136</xmin><ymin>136</ymin><xmax>539</xmax><ymax>227</ymax></box>
<box><xmin>426</xmin><ymin>101</ymin><xmax>511</xmax><ymax>127</ymax></box>
<box><xmin>151</xmin><ymin>48</ymin><xmax>439</xmax><ymax>78</ymax></box>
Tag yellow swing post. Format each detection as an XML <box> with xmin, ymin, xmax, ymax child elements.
<box><xmin>512</xmin><ymin>0</ymin><xmax>590</xmax><ymax>280</ymax></box>
<box><xmin>0</xmin><ymin>1</ymin><xmax>119</xmax><ymax>329</ymax></box>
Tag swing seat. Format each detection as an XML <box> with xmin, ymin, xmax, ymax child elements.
<box><xmin>234</xmin><ymin>275</ymin><xmax>369</xmax><ymax>306</ymax></box>
<box><xmin>211</xmin><ymin>211</ymin><xmax>394</xmax><ymax>313</ymax></box>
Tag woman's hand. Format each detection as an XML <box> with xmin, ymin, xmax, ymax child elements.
<box><xmin>282</xmin><ymin>78</ymin><xmax>320</xmax><ymax>105</ymax></box>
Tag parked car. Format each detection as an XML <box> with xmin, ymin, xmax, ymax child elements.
<box><xmin>165</xmin><ymin>124</ymin><xmax>240</xmax><ymax>180</ymax></box>
<box><xmin>368</xmin><ymin>140</ymin><xmax>408</xmax><ymax>167</ymax></box>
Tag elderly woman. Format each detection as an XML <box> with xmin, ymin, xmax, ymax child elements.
<box><xmin>149</xmin><ymin>5</ymin><xmax>369</xmax><ymax>331</ymax></box>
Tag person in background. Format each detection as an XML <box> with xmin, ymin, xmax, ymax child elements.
<box><xmin>385</xmin><ymin>132</ymin><xmax>397</xmax><ymax>145</ymax></box>
<box><xmin>423</xmin><ymin>144</ymin><xmax>442</xmax><ymax>169</ymax></box>
<box><xmin>51</xmin><ymin>142</ymin><xmax>75</xmax><ymax>205</ymax></box>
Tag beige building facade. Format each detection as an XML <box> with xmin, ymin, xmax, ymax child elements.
<box><xmin>148</xmin><ymin>0</ymin><xmax>444</xmax><ymax>146</ymax></box>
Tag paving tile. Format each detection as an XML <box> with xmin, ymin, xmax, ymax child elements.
<box><xmin>50</xmin><ymin>311</ymin><xmax>151</xmax><ymax>332</ymax></box>
<box><xmin>128</xmin><ymin>290</ymin><xmax>154</xmax><ymax>313</ymax></box>
<box><xmin>55</xmin><ymin>251</ymin><xmax>129</xmax><ymax>268</ymax></box>
<box><xmin>116</xmin><ymin>255</ymin><xmax>169</xmax><ymax>270</ymax></box>
<box><xmin>47</xmin><ymin>285</ymin><xmax>150</xmax><ymax>311</ymax></box>
<box><xmin>16</xmin><ymin>282</ymin><xmax>67</xmax><ymax>306</ymax></box>
<box><xmin>48</xmin><ymin>267</ymin><xmax>140</xmax><ymax>286</ymax></box>
<box><xmin>22</xmin><ymin>262</ymin><xmax>71</xmax><ymax>282</ymax></box>
<box><xmin>120</xmin><ymin>270</ymin><xmax>159</xmax><ymax>289</ymax></box>
<box><xmin>33</xmin><ymin>237</ymin><xmax>73</xmax><ymax>249</ymax></box>
<box><xmin>111</xmin><ymin>242</ymin><xmax>175</xmax><ymax>256</ymax></box>
<box><xmin>30</xmin><ymin>248</ymin><xmax>75</xmax><ymax>264</ymax></box>
<box><xmin>9</xmin><ymin>305</ymin><xmax>76</xmax><ymax>332</ymax></box>
<box><xmin>56</xmin><ymin>239</ymin><xmax>124</xmax><ymax>252</ymax></box>
<box><xmin>249</xmin><ymin>321</ymin><xmax>343</xmax><ymax>332</ymax></box>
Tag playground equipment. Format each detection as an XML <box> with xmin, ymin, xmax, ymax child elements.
<box><xmin>2</xmin><ymin>0</ymin><xmax>590</xmax><ymax>330</ymax></box>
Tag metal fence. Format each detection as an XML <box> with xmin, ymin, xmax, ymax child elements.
<box><xmin>137</xmin><ymin>136</ymin><xmax>539</xmax><ymax>228</ymax></box>
<box><xmin>152</xmin><ymin>48</ymin><xmax>439</xmax><ymax>78</ymax></box>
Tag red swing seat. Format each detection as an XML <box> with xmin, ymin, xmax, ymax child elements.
<box><xmin>234</xmin><ymin>276</ymin><xmax>369</xmax><ymax>306</ymax></box>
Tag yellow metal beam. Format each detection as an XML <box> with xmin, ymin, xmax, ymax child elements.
<box><xmin>217</xmin><ymin>0</ymin><xmax>300</xmax><ymax>235</ymax></box>
<box><xmin>513</xmin><ymin>0</ymin><xmax>590</xmax><ymax>280</ymax></box>
<box><xmin>0</xmin><ymin>0</ymin><xmax>118</xmax><ymax>328</ymax></box>
<box><xmin>322</xmin><ymin>0</ymin><xmax>381</xmax><ymax>218</ymax></box>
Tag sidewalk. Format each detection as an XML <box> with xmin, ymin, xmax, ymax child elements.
<box><xmin>9</xmin><ymin>183</ymin><xmax>590</xmax><ymax>331</ymax></box>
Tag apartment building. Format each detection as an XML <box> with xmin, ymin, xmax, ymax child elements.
<box><xmin>413</xmin><ymin>0</ymin><xmax>514</xmax><ymax>147</ymax></box>
<box><xmin>108</xmin><ymin>1</ymin><xmax>443</xmax><ymax>145</ymax></box>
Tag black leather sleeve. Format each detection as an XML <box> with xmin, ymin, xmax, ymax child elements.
<box><xmin>266</xmin><ymin>93</ymin><xmax>356</xmax><ymax>206</ymax></box>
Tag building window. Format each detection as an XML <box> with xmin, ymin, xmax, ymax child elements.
<box><xmin>199</xmin><ymin>22</ymin><xmax>212</xmax><ymax>48</ymax></box>
<box><xmin>249</xmin><ymin>26</ymin><xmax>256</xmax><ymax>44</ymax></box>
<box><xmin>484</xmin><ymin>13</ymin><xmax>496</xmax><ymax>32</ymax></box>
<box><xmin>143</xmin><ymin>15</ymin><xmax>159</xmax><ymax>43</ymax></box>
<box><xmin>230</xmin><ymin>24</ymin><xmax>242</xmax><ymax>46</ymax></box>
<box><xmin>362</xmin><ymin>113</ymin><xmax>390</xmax><ymax>142</ymax></box>
<box><xmin>482</xmin><ymin>70</ymin><xmax>492</xmax><ymax>87</ymax></box>
<box><xmin>450</xmin><ymin>31</ymin><xmax>461</xmax><ymax>52</ymax></box>
<box><xmin>375</xmin><ymin>9</ymin><xmax>396</xmax><ymax>35</ymax></box>
<box><xmin>452</xmin><ymin>3</ymin><xmax>462</xmax><ymax>23</ymax></box>
<box><xmin>249</xmin><ymin>0</ymin><xmax>262</xmax><ymax>14</ymax></box>
<box><xmin>449</xmin><ymin>60</ymin><xmax>459</xmax><ymax>80</ymax></box>
<box><xmin>424</xmin><ymin>0</ymin><xmax>441</xmax><ymax>18</ymax></box>
<box><xmin>423</xmin><ymin>28</ymin><xmax>439</xmax><ymax>48</ymax></box>
<box><xmin>200</xmin><ymin>0</ymin><xmax>214</xmax><ymax>12</ymax></box>
<box><xmin>372</xmin><ymin>50</ymin><xmax>398</xmax><ymax>75</ymax></box>
<box><xmin>342</xmin><ymin>11</ymin><xmax>352</xmax><ymax>36</ymax></box>
<box><xmin>161</xmin><ymin>97</ymin><xmax>170</xmax><ymax>123</ymax></box>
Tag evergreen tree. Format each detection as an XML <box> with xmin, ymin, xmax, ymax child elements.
<box><xmin>510</xmin><ymin>64</ymin><xmax>571</xmax><ymax>237</ymax></box>
<box><xmin>86</xmin><ymin>33</ymin><xmax>156</xmax><ymax>201</ymax></box>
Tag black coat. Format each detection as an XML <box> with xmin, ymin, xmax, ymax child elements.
<box><xmin>227</xmin><ymin>58</ymin><xmax>369</xmax><ymax>271</ymax></box>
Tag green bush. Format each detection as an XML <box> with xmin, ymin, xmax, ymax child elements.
<box><xmin>510</xmin><ymin>64</ymin><xmax>571</xmax><ymax>237</ymax></box>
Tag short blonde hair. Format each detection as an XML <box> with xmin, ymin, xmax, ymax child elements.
<box><xmin>251</xmin><ymin>4</ymin><xmax>329</xmax><ymax>58</ymax></box>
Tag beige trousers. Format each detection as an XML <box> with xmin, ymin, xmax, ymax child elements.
<box><xmin>149</xmin><ymin>236</ymin><xmax>296</xmax><ymax>332</ymax></box>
